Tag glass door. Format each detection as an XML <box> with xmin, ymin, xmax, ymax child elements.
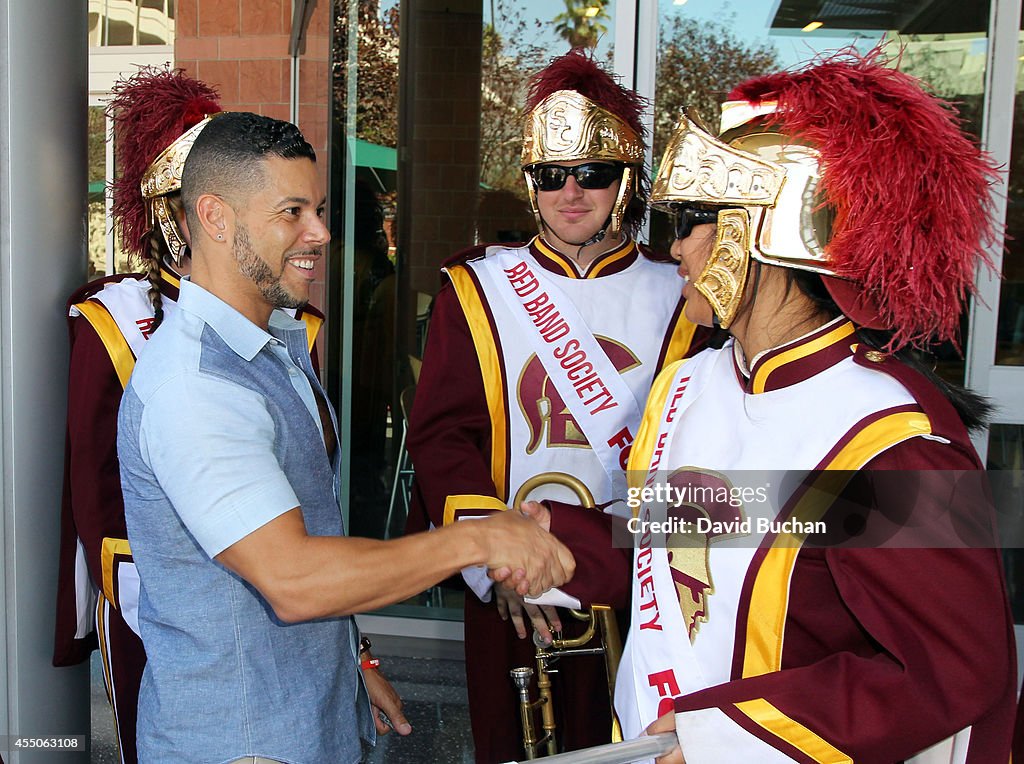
<box><xmin>329</xmin><ymin>0</ymin><xmax>622</xmax><ymax>621</ymax></box>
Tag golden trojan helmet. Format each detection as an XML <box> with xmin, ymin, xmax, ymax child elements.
<box><xmin>651</xmin><ymin>51</ymin><xmax>1000</xmax><ymax>351</ymax></box>
<box><xmin>650</xmin><ymin>111</ymin><xmax>810</xmax><ymax>328</ymax></box>
<box><xmin>140</xmin><ymin>116</ymin><xmax>219</xmax><ymax>265</ymax></box>
<box><xmin>521</xmin><ymin>51</ymin><xmax>648</xmax><ymax>241</ymax></box>
<box><xmin>108</xmin><ymin>66</ymin><xmax>222</xmax><ymax>268</ymax></box>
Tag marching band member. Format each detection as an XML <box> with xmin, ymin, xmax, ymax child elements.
<box><xmin>615</xmin><ymin>51</ymin><xmax>1016</xmax><ymax>762</ymax></box>
<box><xmin>406</xmin><ymin>50</ymin><xmax>712</xmax><ymax>761</ymax></box>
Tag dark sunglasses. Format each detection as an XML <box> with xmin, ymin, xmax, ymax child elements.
<box><xmin>530</xmin><ymin>162</ymin><xmax>624</xmax><ymax>192</ymax></box>
<box><xmin>671</xmin><ymin>205</ymin><xmax>720</xmax><ymax>240</ymax></box>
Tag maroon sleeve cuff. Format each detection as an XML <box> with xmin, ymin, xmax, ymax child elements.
<box><xmin>547</xmin><ymin>501</ymin><xmax>630</xmax><ymax>608</ymax></box>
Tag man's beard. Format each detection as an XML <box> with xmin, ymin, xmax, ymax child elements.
<box><xmin>233</xmin><ymin>221</ymin><xmax>307</xmax><ymax>309</ymax></box>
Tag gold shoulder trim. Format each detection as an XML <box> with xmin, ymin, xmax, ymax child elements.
<box><xmin>74</xmin><ymin>300</ymin><xmax>136</xmax><ymax>389</ymax></box>
<box><xmin>446</xmin><ymin>265</ymin><xmax>509</xmax><ymax>501</ymax></box>
<box><xmin>741</xmin><ymin>411</ymin><xmax>932</xmax><ymax>679</ymax></box>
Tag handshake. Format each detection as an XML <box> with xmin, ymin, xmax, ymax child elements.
<box><xmin>473</xmin><ymin>501</ymin><xmax>575</xmax><ymax>598</ymax></box>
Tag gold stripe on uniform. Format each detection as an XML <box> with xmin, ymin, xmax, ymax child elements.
<box><xmin>733</xmin><ymin>699</ymin><xmax>852</xmax><ymax>763</ymax></box>
<box><xmin>587</xmin><ymin>240</ymin><xmax>636</xmax><ymax>278</ymax></box>
<box><xmin>659</xmin><ymin>312</ymin><xmax>699</xmax><ymax>372</ymax></box>
<box><xmin>736</xmin><ymin>411</ymin><xmax>931</xmax><ymax>760</ymax></box>
<box><xmin>95</xmin><ymin>594</ymin><xmax>114</xmax><ymax>704</ymax></box>
<box><xmin>443</xmin><ymin>494</ymin><xmax>509</xmax><ymax>526</ymax></box>
<box><xmin>447</xmin><ymin>265</ymin><xmax>510</xmax><ymax>501</ymax></box>
<box><xmin>300</xmin><ymin>311</ymin><xmax>323</xmax><ymax>353</ymax></box>
<box><xmin>95</xmin><ymin>593</ymin><xmax>125</xmax><ymax>760</ymax></box>
<box><xmin>74</xmin><ymin>300</ymin><xmax>137</xmax><ymax>389</ymax></box>
<box><xmin>751</xmin><ymin>322</ymin><xmax>856</xmax><ymax>394</ymax></box>
<box><xmin>160</xmin><ymin>267</ymin><xmax>181</xmax><ymax>289</ymax></box>
<box><xmin>100</xmin><ymin>536</ymin><xmax>133</xmax><ymax>606</ymax></box>
<box><xmin>625</xmin><ymin>360</ymin><xmax>688</xmax><ymax>504</ymax></box>
<box><xmin>742</xmin><ymin>411</ymin><xmax>932</xmax><ymax>678</ymax></box>
<box><xmin>533</xmin><ymin>238</ymin><xmax>578</xmax><ymax>278</ymax></box>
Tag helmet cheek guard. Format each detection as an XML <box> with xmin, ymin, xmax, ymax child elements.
<box><xmin>694</xmin><ymin>208</ymin><xmax>752</xmax><ymax>329</ymax></box>
<box><xmin>140</xmin><ymin>115</ymin><xmax>221</xmax><ymax>267</ymax></box>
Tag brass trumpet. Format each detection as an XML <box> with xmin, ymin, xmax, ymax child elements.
<box><xmin>510</xmin><ymin>472</ymin><xmax>624</xmax><ymax>760</ymax></box>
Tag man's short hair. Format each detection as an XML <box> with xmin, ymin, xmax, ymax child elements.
<box><xmin>181</xmin><ymin>112</ymin><xmax>316</xmax><ymax>233</ymax></box>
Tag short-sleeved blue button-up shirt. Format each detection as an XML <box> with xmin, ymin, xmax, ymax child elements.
<box><xmin>118</xmin><ymin>279</ymin><xmax>373</xmax><ymax>764</ymax></box>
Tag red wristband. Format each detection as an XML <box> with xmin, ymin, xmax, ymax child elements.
<box><xmin>361</xmin><ymin>657</ymin><xmax>380</xmax><ymax>670</ymax></box>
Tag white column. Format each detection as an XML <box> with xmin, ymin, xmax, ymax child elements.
<box><xmin>967</xmin><ymin>0</ymin><xmax>1024</xmax><ymax>458</ymax></box>
<box><xmin>613</xmin><ymin>0</ymin><xmax>658</xmax><ymax>245</ymax></box>
<box><xmin>1</xmin><ymin>1</ymin><xmax>90</xmax><ymax>761</ymax></box>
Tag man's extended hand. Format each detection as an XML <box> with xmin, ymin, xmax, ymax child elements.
<box><xmin>495</xmin><ymin>586</ymin><xmax>562</xmax><ymax>643</ymax></box>
<box><xmin>362</xmin><ymin>661</ymin><xmax>412</xmax><ymax>736</ymax></box>
<box><xmin>479</xmin><ymin>509</ymin><xmax>574</xmax><ymax>597</ymax></box>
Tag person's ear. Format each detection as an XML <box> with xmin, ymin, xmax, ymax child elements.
<box><xmin>195</xmin><ymin>194</ymin><xmax>232</xmax><ymax>243</ymax></box>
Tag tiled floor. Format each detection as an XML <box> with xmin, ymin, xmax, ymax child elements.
<box><xmin>90</xmin><ymin>648</ymin><xmax>475</xmax><ymax>763</ymax></box>
<box><xmin>363</xmin><ymin>655</ymin><xmax>474</xmax><ymax>764</ymax></box>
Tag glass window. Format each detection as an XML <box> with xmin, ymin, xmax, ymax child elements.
<box><xmin>89</xmin><ymin>107</ymin><xmax>131</xmax><ymax>279</ymax></box>
<box><xmin>331</xmin><ymin>0</ymin><xmax>621</xmax><ymax>618</ymax></box>
<box><xmin>89</xmin><ymin>0</ymin><xmax>175</xmax><ymax>47</ymax></box>
<box><xmin>994</xmin><ymin>8</ymin><xmax>1024</xmax><ymax>365</ymax></box>
<box><xmin>989</xmin><ymin>424</ymin><xmax>1024</xmax><ymax>623</ymax></box>
<box><xmin>87</xmin><ymin>105</ymin><xmax>108</xmax><ymax>280</ymax></box>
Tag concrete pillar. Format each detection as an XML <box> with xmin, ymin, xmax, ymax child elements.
<box><xmin>0</xmin><ymin>1</ymin><xmax>90</xmax><ymax>761</ymax></box>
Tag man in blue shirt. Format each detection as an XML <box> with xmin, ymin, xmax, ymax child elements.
<box><xmin>117</xmin><ymin>111</ymin><xmax>575</xmax><ymax>763</ymax></box>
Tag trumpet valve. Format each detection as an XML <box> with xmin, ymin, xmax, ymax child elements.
<box><xmin>532</xmin><ymin>629</ymin><xmax>557</xmax><ymax>649</ymax></box>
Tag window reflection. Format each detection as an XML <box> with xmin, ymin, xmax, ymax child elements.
<box><xmin>334</xmin><ymin>0</ymin><xmax>622</xmax><ymax>551</ymax></box>
<box><xmin>88</xmin><ymin>103</ymin><xmax>131</xmax><ymax>279</ymax></box>
<box><xmin>989</xmin><ymin>425</ymin><xmax>1024</xmax><ymax>622</ymax></box>
<box><xmin>89</xmin><ymin>0</ymin><xmax>175</xmax><ymax>47</ymax></box>
<box><xmin>331</xmin><ymin>0</ymin><xmax>622</xmax><ymax>617</ymax></box>
<box><xmin>87</xmin><ymin>106</ymin><xmax>108</xmax><ymax>280</ymax></box>
<box><xmin>994</xmin><ymin>9</ymin><xmax>1024</xmax><ymax>365</ymax></box>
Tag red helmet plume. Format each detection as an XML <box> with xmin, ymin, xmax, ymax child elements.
<box><xmin>525</xmin><ymin>48</ymin><xmax>646</xmax><ymax>140</ymax></box>
<box><xmin>108</xmin><ymin>66</ymin><xmax>221</xmax><ymax>262</ymax></box>
<box><xmin>727</xmin><ymin>48</ymin><xmax>1000</xmax><ymax>351</ymax></box>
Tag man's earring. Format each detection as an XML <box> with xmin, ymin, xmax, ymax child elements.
<box><xmin>216</xmin><ymin>233</ymin><xmax>223</xmax><ymax>240</ymax></box>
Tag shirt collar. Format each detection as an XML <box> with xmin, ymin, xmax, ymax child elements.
<box><xmin>178</xmin><ymin>279</ymin><xmax>302</xmax><ymax>361</ymax></box>
<box><xmin>530</xmin><ymin>235</ymin><xmax>637</xmax><ymax>278</ymax></box>
<box><xmin>733</xmin><ymin>316</ymin><xmax>857</xmax><ymax>394</ymax></box>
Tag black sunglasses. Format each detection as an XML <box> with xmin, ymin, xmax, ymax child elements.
<box><xmin>531</xmin><ymin>162</ymin><xmax>625</xmax><ymax>192</ymax></box>
<box><xmin>671</xmin><ymin>205</ymin><xmax>720</xmax><ymax>240</ymax></box>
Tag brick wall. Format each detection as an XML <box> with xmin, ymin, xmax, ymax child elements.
<box><xmin>176</xmin><ymin>0</ymin><xmax>292</xmax><ymax>122</ymax></box>
<box><xmin>175</xmin><ymin>0</ymin><xmax>331</xmax><ymax>344</ymax></box>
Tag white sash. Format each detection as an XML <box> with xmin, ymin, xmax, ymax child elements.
<box><xmin>617</xmin><ymin>364</ymin><xmax>711</xmax><ymax>742</ymax></box>
<box><xmin>472</xmin><ymin>253</ymin><xmax>643</xmax><ymax>500</ymax></box>
<box><xmin>70</xmin><ymin>277</ymin><xmax>177</xmax><ymax>359</ymax></box>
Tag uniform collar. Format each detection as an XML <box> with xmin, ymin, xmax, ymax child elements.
<box><xmin>734</xmin><ymin>316</ymin><xmax>857</xmax><ymax>394</ymax></box>
<box><xmin>159</xmin><ymin>264</ymin><xmax>182</xmax><ymax>302</ymax></box>
<box><xmin>530</xmin><ymin>235</ymin><xmax>637</xmax><ymax>278</ymax></box>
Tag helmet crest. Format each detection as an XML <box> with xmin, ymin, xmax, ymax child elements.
<box><xmin>108</xmin><ymin>65</ymin><xmax>221</xmax><ymax>263</ymax></box>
